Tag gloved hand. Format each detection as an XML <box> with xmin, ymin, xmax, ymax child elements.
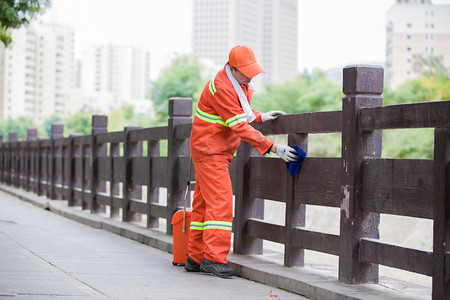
<box><xmin>261</xmin><ymin>110</ymin><xmax>286</xmax><ymax>122</ymax></box>
<box><xmin>274</xmin><ymin>144</ymin><xmax>298</xmax><ymax>162</ymax></box>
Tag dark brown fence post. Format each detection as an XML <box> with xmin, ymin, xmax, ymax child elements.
<box><xmin>110</xmin><ymin>140</ymin><xmax>121</xmax><ymax>218</ymax></box>
<box><xmin>50</xmin><ymin>123</ymin><xmax>64</xmax><ymax>199</ymax></box>
<box><xmin>61</xmin><ymin>138</ymin><xmax>70</xmax><ymax>200</ymax></box>
<box><xmin>81</xmin><ymin>141</ymin><xmax>90</xmax><ymax>210</ymax></box>
<box><xmin>339</xmin><ymin>65</ymin><xmax>383</xmax><ymax>284</ymax></box>
<box><xmin>26</xmin><ymin>128</ymin><xmax>38</xmax><ymax>191</ymax></box>
<box><xmin>123</xmin><ymin>126</ymin><xmax>143</xmax><ymax>222</ymax></box>
<box><xmin>167</xmin><ymin>97</ymin><xmax>192</xmax><ymax>234</ymax></box>
<box><xmin>15</xmin><ymin>141</ymin><xmax>25</xmax><ymax>188</ymax></box>
<box><xmin>90</xmin><ymin>115</ymin><xmax>108</xmax><ymax>214</ymax></box>
<box><xmin>233</xmin><ymin>142</ymin><xmax>264</xmax><ymax>254</ymax></box>
<box><xmin>17</xmin><ymin>140</ymin><xmax>28</xmax><ymax>189</ymax></box>
<box><xmin>8</xmin><ymin>131</ymin><xmax>18</xmax><ymax>186</ymax></box>
<box><xmin>36</xmin><ymin>137</ymin><xmax>44</xmax><ymax>196</ymax></box>
<box><xmin>432</xmin><ymin>127</ymin><xmax>450</xmax><ymax>300</ymax></box>
<box><xmin>147</xmin><ymin>137</ymin><xmax>160</xmax><ymax>228</ymax></box>
<box><xmin>0</xmin><ymin>134</ymin><xmax>3</xmax><ymax>183</ymax></box>
<box><xmin>68</xmin><ymin>133</ymin><xmax>82</xmax><ymax>207</ymax></box>
<box><xmin>285</xmin><ymin>133</ymin><xmax>308</xmax><ymax>267</ymax></box>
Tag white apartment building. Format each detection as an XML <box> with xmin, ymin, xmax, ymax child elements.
<box><xmin>80</xmin><ymin>44</ymin><xmax>152</xmax><ymax>114</ymax></box>
<box><xmin>1</xmin><ymin>23</ymin><xmax>75</xmax><ymax>123</ymax></box>
<box><xmin>1</xmin><ymin>23</ymin><xmax>153</xmax><ymax>123</ymax></box>
<box><xmin>35</xmin><ymin>23</ymin><xmax>75</xmax><ymax>122</ymax></box>
<box><xmin>192</xmin><ymin>0</ymin><xmax>298</xmax><ymax>87</ymax></box>
<box><xmin>386</xmin><ymin>0</ymin><xmax>450</xmax><ymax>88</ymax></box>
<box><xmin>2</xmin><ymin>27</ymin><xmax>38</xmax><ymax>120</ymax></box>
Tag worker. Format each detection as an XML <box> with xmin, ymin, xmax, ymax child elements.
<box><xmin>185</xmin><ymin>45</ymin><xmax>298</xmax><ymax>278</ymax></box>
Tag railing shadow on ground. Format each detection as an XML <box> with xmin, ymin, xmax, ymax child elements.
<box><xmin>0</xmin><ymin>65</ymin><xmax>449</xmax><ymax>299</ymax></box>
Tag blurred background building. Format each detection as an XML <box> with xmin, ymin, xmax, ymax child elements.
<box><xmin>1</xmin><ymin>23</ymin><xmax>75</xmax><ymax>123</ymax></box>
<box><xmin>192</xmin><ymin>0</ymin><xmax>298</xmax><ymax>87</ymax></box>
<box><xmin>79</xmin><ymin>44</ymin><xmax>152</xmax><ymax>114</ymax></box>
<box><xmin>386</xmin><ymin>0</ymin><xmax>450</xmax><ymax>88</ymax></box>
<box><xmin>0</xmin><ymin>22</ymin><xmax>152</xmax><ymax>123</ymax></box>
<box><xmin>1</xmin><ymin>0</ymin><xmax>449</xmax><ymax>123</ymax></box>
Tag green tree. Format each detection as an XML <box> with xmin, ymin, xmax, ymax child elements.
<box><xmin>253</xmin><ymin>69</ymin><xmax>343</xmax><ymax>114</ymax></box>
<box><xmin>0</xmin><ymin>116</ymin><xmax>35</xmax><ymax>139</ymax></box>
<box><xmin>64</xmin><ymin>110</ymin><xmax>97</xmax><ymax>135</ymax></box>
<box><xmin>38</xmin><ymin>106</ymin><xmax>157</xmax><ymax>137</ymax></box>
<box><xmin>108</xmin><ymin>105</ymin><xmax>156</xmax><ymax>132</ymax></box>
<box><xmin>412</xmin><ymin>54</ymin><xmax>445</xmax><ymax>77</ymax></box>
<box><xmin>151</xmin><ymin>54</ymin><xmax>204</xmax><ymax>124</ymax></box>
<box><xmin>41</xmin><ymin>115</ymin><xmax>63</xmax><ymax>137</ymax></box>
<box><xmin>384</xmin><ymin>54</ymin><xmax>450</xmax><ymax>105</ymax></box>
<box><xmin>382</xmin><ymin>128</ymin><xmax>434</xmax><ymax>159</ymax></box>
<box><xmin>0</xmin><ymin>0</ymin><xmax>51</xmax><ymax>47</ymax></box>
<box><xmin>382</xmin><ymin>55</ymin><xmax>449</xmax><ymax>159</ymax></box>
<box><xmin>298</xmin><ymin>71</ymin><xmax>342</xmax><ymax>112</ymax></box>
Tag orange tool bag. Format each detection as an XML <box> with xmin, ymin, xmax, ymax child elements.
<box><xmin>171</xmin><ymin>158</ymin><xmax>194</xmax><ymax>266</ymax></box>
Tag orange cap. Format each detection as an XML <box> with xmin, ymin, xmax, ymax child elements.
<box><xmin>228</xmin><ymin>45</ymin><xmax>265</xmax><ymax>78</ymax></box>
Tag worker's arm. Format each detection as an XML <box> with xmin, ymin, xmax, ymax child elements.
<box><xmin>210</xmin><ymin>89</ymin><xmax>297</xmax><ymax>161</ymax></box>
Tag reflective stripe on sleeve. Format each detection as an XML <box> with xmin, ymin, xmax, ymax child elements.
<box><xmin>209</xmin><ymin>75</ymin><xmax>217</xmax><ymax>96</ymax></box>
<box><xmin>204</xmin><ymin>220</ymin><xmax>232</xmax><ymax>231</ymax></box>
<box><xmin>225</xmin><ymin>114</ymin><xmax>247</xmax><ymax>127</ymax></box>
<box><xmin>195</xmin><ymin>107</ymin><xmax>227</xmax><ymax>126</ymax></box>
<box><xmin>195</xmin><ymin>108</ymin><xmax>247</xmax><ymax>128</ymax></box>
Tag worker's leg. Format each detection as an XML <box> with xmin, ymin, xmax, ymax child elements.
<box><xmin>187</xmin><ymin>163</ymin><xmax>206</xmax><ymax>266</ymax></box>
<box><xmin>195</xmin><ymin>158</ymin><xmax>233</xmax><ymax>264</ymax></box>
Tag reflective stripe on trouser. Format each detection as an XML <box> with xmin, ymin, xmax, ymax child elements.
<box><xmin>187</xmin><ymin>157</ymin><xmax>233</xmax><ymax>265</ymax></box>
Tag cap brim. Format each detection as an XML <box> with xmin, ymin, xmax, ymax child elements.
<box><xmin>239</xmin><ymin>62</ymin><xmax>266</xmax><ymax>78</ymax></box>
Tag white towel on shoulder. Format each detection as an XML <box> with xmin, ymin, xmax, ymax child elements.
<box><xmin>225</xmin><ymin>64</ymin><xmax>256</xmax><ymax>123</ymax></box>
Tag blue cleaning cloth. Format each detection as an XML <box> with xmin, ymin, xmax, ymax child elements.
<box><xmin>285</xmin><ymin>146</ymin><xmax>306</xmax><ymax>176</ymax></box>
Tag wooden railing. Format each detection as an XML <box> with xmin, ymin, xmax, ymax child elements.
<box><xmin>0</xmin><ymin>65</ymin><xmax>449</xmax><ymax>299</ymax></box>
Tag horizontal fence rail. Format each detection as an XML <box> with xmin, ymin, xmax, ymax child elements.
<box><xmin>0</xmin><ymin>66</ymin><xmax>449</xmax><ymax>299</ymax></box>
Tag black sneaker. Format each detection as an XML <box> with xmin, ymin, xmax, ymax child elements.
<box><xmin>184</xmin><ymin>256</ymin><xmax>200</xmax><ymax>272</ymax></box>
<box><xmin>199</xmin><ymin>258</ymin><xmax>235</xmax><ymax>278</ymax></box>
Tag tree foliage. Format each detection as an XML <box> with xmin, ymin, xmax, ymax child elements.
<box><xmin>42</xmin><ymin>115</ymin><xmax>62</xmax><ymax>137</ymax></box>
<box><xmin>0</xmin><ymin>116</ymin><xmax>35</xmax><ymax>139</ymax></box>
<box><xmin>107</xmin><ymin>105</ymin><xmax>157</xmax><ymax>132</ymax></box>
<box><xmin>384</xmin><ymin>55</ymin><xmax>450</xmax><ymax>105</ymax></box>
<box><xmin>0</xmin><ymin>0</ymin><xmax>51</xmax><ymax>47</ymax></box>
<box><xmin>412</xmin><ymin>54</ymin><xmax>446</xmax><ymax>77</ymax></box>
<box><xmin>64</xmin><ymin>110</ymin><xmax>95</xmax><ymax>135</ymax></box>
<box><xmin>381</xmin><ymin>56</ymin><xmax>449</xmax><ymax>159</ymax></box>
<box><xmin>150</xmin><ymin>54</ymin><xmax>204</xmax><ymax>124</ymax></box>
<box><xmin>0</xmin><ymin>53</ymin><xmax>447</xmax><ymax>160</ymax></box>
<box><xmin>252</xmin><ymin>69</ymin><xmax>343</xmax><ymax>114</ymax></box>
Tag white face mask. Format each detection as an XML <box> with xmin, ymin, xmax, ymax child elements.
<box><xmin>225</xmin><ymin>64</ymin><xmax>256</xmax><ymax>123</ymax></box>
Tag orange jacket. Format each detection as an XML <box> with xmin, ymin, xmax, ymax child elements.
<box><xmin>190</xmin><ymin>64</ymin><xmax>274</xmax><ymax>161</ymax></box>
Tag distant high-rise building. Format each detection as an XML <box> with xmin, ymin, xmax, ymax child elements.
<box><xmin>1</xmin><ymin>22</ymin><xmax>75</xmax><ymax>123</ymax></box>
<box><xmin>81</xmin><ymin>44</ymin><xmax>152</xmax><ymax>112</ymax></box>
<box><xmin>2</xmin><ymin>26</ymin><xmax>38</xmax><ymax>121</ymax></box>
<box><xmin>192</xmin><ymin>0</ymin><xmax>298</xmax><ymax>86</ymax></box>
<box><xmin>386</xmin><ymin>0</ymin><xmax>450</xmax><ymax>88</ymax></box>
<box><xmin>1</xmin><ymin>24</ymin><xmax>153</xmax><ymax>124</ymax></box>
<box><xmin>0</xmin><ymin>44</ymin><xmax>5</xmax><ymax>120</ymax></box>
<box><xmin>34</xmin><ymin>23</ymin><xmax>75</xmax><ymax>122</ymax></box>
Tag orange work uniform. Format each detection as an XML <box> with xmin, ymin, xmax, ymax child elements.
<box><xmin>188</xmin><ymin>63</ymin><xmax>274</xmax><ymax>265</ymax></box>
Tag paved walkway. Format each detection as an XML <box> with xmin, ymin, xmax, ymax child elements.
<box><xmin>0</xmin><ymin>185</ymin><xmax>432</xmax><ymax>300</ymax></box>
<box><xmin>0</xmin><ymin>190</ymin><xmax>305</xmax><ymax>300</ymax></box>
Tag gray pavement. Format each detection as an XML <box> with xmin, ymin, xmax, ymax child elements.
<box><xmin>0</xmin><ymin>190</ymin><xmax>305</xmax><ymax>300</ymax></box>
<box><xmin>0</xmin><ymin>184</ymin><xmax>432</xmax><ymax>300</ymax></box>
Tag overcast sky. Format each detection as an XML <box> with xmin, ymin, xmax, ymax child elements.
<box><xmin>39</xmin><ymin>0</ymin><xmax>450</xmax><ymax>79</ymax></box>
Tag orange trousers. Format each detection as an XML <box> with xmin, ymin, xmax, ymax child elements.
<box><xmin>187</xmin><ymin>157</ymin><xmax>233</xmax><ymax>265</ymax></box>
